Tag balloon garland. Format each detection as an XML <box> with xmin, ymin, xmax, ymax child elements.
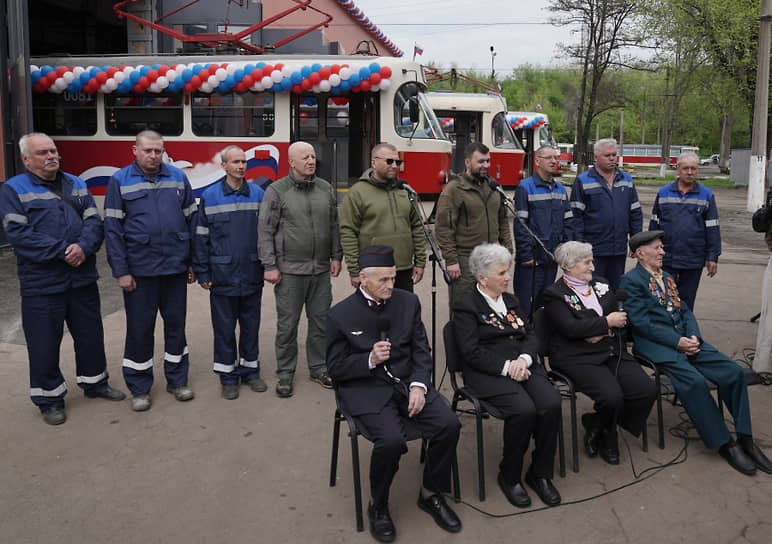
<box><xmin>30</xmin><ymin>61</ymin><xmax>394</xmax><ymax>95</ymax></box>
<box><xmin>507</xmin><ymin>114</ymin><xmax>547</xmax><ymax>130</ymax></box>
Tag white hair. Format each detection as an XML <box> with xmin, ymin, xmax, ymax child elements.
<box><xmin>554</xmin><ymin>241</ymin><xmax>594</xmax><ymax>270</ymax></box>
<box><xmin>469</xmin><ymin>243</ymin><xmax>512</xmax><ymax>278</ymax></box>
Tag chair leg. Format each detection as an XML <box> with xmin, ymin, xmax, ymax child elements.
<box><xmin>452</xmin><ymin>453</ymin><xmax>461</xmax><ymax>503</ymax></box>
<box><xmin>557</xmin><ymin>409</ymin><xmax>566</xmax><ymax>478</ymax></box>
<box><xmin>569</xmin><ymin>392</ymin><xmax>579</xmax><ymax>473</ymax></box>
<box><xmin>641</xmin><ymin>422</ymin><xmax>649</xmax><ymax>452</ymax></box>
<box><xmin>330</xmin><ymin>410</ymin><xmax>341</xmax><ymax>487</ymax></box>
<box><xmin>655</xmin><ymin>371</ymin><xmax>665</xmax><ymax>450</ymax></box>
<box><xmin>475</xmin><ymin>411</ymin><xmax>486</xmax><ymax>501</ymax></box>
<box><xmin>349</xmin><ymin>431</ymin><xmax>364</xmax><ymax>532</ymax></box>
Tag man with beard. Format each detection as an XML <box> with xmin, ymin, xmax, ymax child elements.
<box><xmin>435</xmin><ymin>142</ymin><xmax>514</xmax><ymax>308</ymax></box>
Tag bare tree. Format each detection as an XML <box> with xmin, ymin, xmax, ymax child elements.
<box><xmin>548</xmin><ymin>0</ymin><xmax>643</xmax><ymax>171</ymax></box>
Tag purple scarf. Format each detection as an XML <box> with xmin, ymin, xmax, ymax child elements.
<box><xmin>563</xmin><ymin>274</ymin><xmax>603</xmax><ymax>316</ymax></box>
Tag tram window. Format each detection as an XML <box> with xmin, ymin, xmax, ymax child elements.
<box><xmin>295</xmin><ymin>96</ymin><xmax>319</xmax><ymax>139</ymax></box>
<box><xmin>393</xmin><ymin>85</ymin><xmax>444</xmax><ymax>140</ymax></box>
<box><xmin>492</xmin><ymin>112</ymin><xmax>521</xmax><ymax>150</ymax></box>
<box><xmin>327</xmin><ymin>97</ymin><xmax>349</xmax><ymax>136</ymax></box>
<box><xmin>32</xmin><ymin>92</ymin><xmax>97</xmax><ymax>136</ymax></box>
<box><xmin>105</xmin><ymin>94</ymin><xmax>183</xmax><ymax>136</ymax></box>
<box><xmin>191</xmin><ymin>91</ymin><xmax>275</xmax><ymax>137</ymax></box>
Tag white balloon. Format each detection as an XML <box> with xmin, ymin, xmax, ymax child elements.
<box><xmin>215</xmin><ymin>68</ymin><xmax>227</xmax><ymax>81</ymax></box>
<box><xmin>165</xmin><ymin>69</ymin><xmax>176</xmax><ymax>81</ymax></box>
<box><xmin>123</xmin><ymin>66</ymin><xmax>134</xmax><ymax>75</ymax></box>
<box><xmin>31</xmin><ymin>64</ymin><xmax>39</xmax><ymax>72</ymax></box>
<box><xmin>99</xmin><ymin>83</ymin><xmax>109</xmax><ymax>93</ymax></box>
<box><xmin>370</xmin><ymin>84</ymin><xmax>380</xmax><ymax>92</ymax></box>
<box><xmin>312</xmin><ymin>84</ymin><xmax>320</xmax><ymax>93</ymax></box>
<box><xmin>208</xmin><ymin>75</ymin><xmax>218</xmax><ymax>86</ymax></box>
<box><xmin>55</xmin><ymin>78</ymin><xmax>67</xmax><ymax>90</ymax></box>
<box><xmin>252</xmin><ymin>82</ymin><xmax>264</xmax><ymax>92</ymax></box>
<box><xmin>319</xmin><ymin>80</ymin><xmax>331</xmax><ymax>92</ymax></box>
<box><xmin>261</xmin><ymin>76</ymin><xmax>272</xmax><ymax>88</ymax></box>
<box><xmin>73</xmin><ymin>66</ymin><xmax>85</xmax><ymax>76</ymax></box>
<box><xmin>201</xmin><ymin>82</ymin><xmax>212</xmax><ymax>93</ymax></box>
<box><xmin>271</xmin><ymin>70</ymin><xmax>283</xmax><ymax>83</ymax></box>
<box><xmin>379</xmin><ymin>78</ymin><xmax>391</xmax><ymax>91</ymax></box>
<box><xmin>149</xmin><ymin>82</ymin><xmax>160</xmax><ymax>93</ymax></box>
<box><xmin>339</xmin><ymin>67</ymin><xmax>351</xmax><ymax>80</ymax></box>
<box><xmin>157</xmin><ymin>76</ymin><xmax>169</xmax><ymax>89</ymax></box>
<box><xmin>226</xmin><ymin>64</ymin><xmax>237</xmax><ymax>75</ymax></box>
<box><xmin>281</xmin><ymin>66</ymin><xmax>293</xmax><ymax>78</ymax></box>
<box><xmin>113</xmin><ymin>72</ymin><xmax>125</xmax><ymax>83</ymax></box>
<box><xmin>328</xmin><ymin>73</ymin><xmax>341</xmax><ymax>86</ymax></box>
<box><xmin>63</xmin><ymin>72</ymin><xmax>75</xmax><ymax>83</ymax></box>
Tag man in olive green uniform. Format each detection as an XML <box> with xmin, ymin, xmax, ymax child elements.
<box><xmin>435</xmin><ymin>142</ymin><xmax>514</xmax><ymax>308</ymax></box>
<box><xmin>339</xmin><ymin>143</ymin><xmax>426</xmax><ymax>292</ymax></box>
<box><xmin>258</xmin><ymin>141</ymin><xmax>342</xmax><ymax>397</ymax></box>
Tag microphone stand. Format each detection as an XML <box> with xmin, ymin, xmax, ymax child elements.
<box><xmin>404</xmin><ymin>184</ymin><xmax>451</xmax><ymax>387</ymax></box>
<box><xmin>490</xmin><ymin>178</ymin><xmax>556</xmax><ymax>322</ymax></box>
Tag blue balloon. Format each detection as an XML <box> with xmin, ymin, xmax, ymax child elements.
<box><xmin>340</xmin><ymin>80</ymin><xmax>351</xmax><ymax>92</ymax></box>
<box><xmin>31</xmin><ymin>70</ymin><xmax>42</xmax><ymax>84</ymax></box>
<box><xmin>311</xmin><ymin>63</ymin><xmax>322</xmax><ymax>72</ymax></box>
<box><xmin>193</xmin><ymin>64</ymin><xmax>204</xmax><ymax>74</ymax></box>
<box><xmin>139</xmin><ymin>66</ymin><xmax>150</xmax><ymax>76</ymax></box>
<box><xmin>359</xmin><ymin>67</ymin><xmax>370</xmax><ymax>79</ymax></box>
<box><xmin>369</xmin><ymin>62</ymin><xmax>380</xmax><ymax>74</ymax></box>
<box><xmin>234</xmin><ymin>69</ymin><xmax>244</xmax><ymax>80</ymax></box>
<box><xmin>41</xmin><ymin>65</ymin><xmax>54</xmax><ymax>75</ymax></box>
<box><xmin>301</xmin><ymin>66</ymin><xmax>311</xmax><ymax>78</ymax></box>
<box><xmin>90</xmin><ymin>67</ymin><xmax>100</xmax><ymax>77</ymax></box>
<box><xmin>243</xmin><ymin>64</ymin><xmax>255</xmax><ymax>74</ymax></box>
<box><xmin>225</xmin><ymin>75</ymin><xmax>236</xmax><ymax>87</ymax></box>
<box><xmin>291</xmin><ymin>71</ymin><xmax>302</xmax><ymax>85</ymax></box>
<box><xmin>256</xmin><ymin>62</ymin><xmax>266</xmax><ymax>69</ymax></box>
<box><xmin>152</xmin><ymin>64</ymin><xmax>160</xmax><ymax>70</ymax></box>
<box><xmin>182</xmin><ymin>68</ymin><xmax>193</xmax><ymax>82</ymax></box>
<box><xmin>80</xmin><ymin>72</ymin><xmax>91</xmax><ymax>84</ymax></box>
<box><xmin>349</xmin><ymin>74</ymin><xmax>361</xmax><ymax>87</ymax></box>
<box><xmin>129</xmin><ymin>71</ymin><xmax>141</xmax><ymax>84</ymax></box>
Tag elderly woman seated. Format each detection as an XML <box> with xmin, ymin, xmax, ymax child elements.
<box><xmin>543</xmin><ymin>241</ymin><xmax>657</xmax><ymax>465</ymax></box>
<box><xmin>452</xmin><ymin>243</ymin><xmax>562</xmax><ymax>508</ymax></box>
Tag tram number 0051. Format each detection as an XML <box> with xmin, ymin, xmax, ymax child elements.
<box><xmin>63</xmin><ymin>92</ymin><xmax>92</xmax><ymax>103</ymax></box>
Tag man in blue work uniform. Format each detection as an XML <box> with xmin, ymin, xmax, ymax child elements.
<box><xmin>649</xmin><ymin>152</ymin><xmax>720</xmax><ymax>311</ymax></box>
<box><xmin>570</xmin><ymin>138</ymin><xmax>642</xmax><ymax>290</ymax></box>
<box><xmin>104</xmin><ymin>130</ymin><xmax>197</xmax><ymax>412</ymax></box>
<box><xmin>0</xmin><ymin>133</ymin><xmax>125</xmax><ymax>425</ymax></box>
<box><xmin>193</xmin><ymin>146</ymin><xmax>267</xmax><ymax>400</ymax></box>
<box><xmin>514</xmin><ymin>145</ymin><xmax>573</xmax><ymax>317</ymax></box>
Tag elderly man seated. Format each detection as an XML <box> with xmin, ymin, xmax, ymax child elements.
<box><xmin>327</xmin><ymin>245</ymin><xmax>462</xmax><ymax>542</ymax></box>
<box><xmin>619</xmin><ymin>230</ymin><xmax>772</xmax><ymax>476</ymax></box>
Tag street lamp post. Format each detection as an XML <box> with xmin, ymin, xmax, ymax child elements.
<box><xmin>490</xmin><ymin>45</ymin><xmax>496</xmax><ymax>81</ymax></box>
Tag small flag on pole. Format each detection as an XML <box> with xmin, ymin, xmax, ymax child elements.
<box><xmin>413</xmin><ymin>43</ymin><xmax>424</xmax><ymax>61</ymax></box>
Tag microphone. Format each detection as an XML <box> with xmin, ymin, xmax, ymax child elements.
<box><xmin>488</xmin><ymin>178</ymin><xmax>511</xmax><ymax>202</ymax></box>
<box><xmin>615</xmin><ymin>289</ymin><xmax>628</xmax><ymax>312</ymax></box>
<box><xmin>396</xmin><ymin>178</ymin><xmax>418</xmax><ymax>194</ymax></box>
<box><xmin>377</xmin><ymin>317</ymin><xmax>390</xmax><ymax>342</ymax></box>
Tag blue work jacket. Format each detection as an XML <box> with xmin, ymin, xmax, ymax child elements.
<box><xmin>570</xmin><ymin>167</ymin><xmax>642</xmax><ymax>256</ymax></box>
<box><xmin>104</xmin><ymin>162</ymin><xmax>197</xmax><ymax>278</ymax></box>
<box><xmin>649</xmin><ymin>181</ymin><xmax>721</xmax><ymax>269</ymax></box>
<box><xmin>192</xmin><ymin>179</ymin><xmax>264</xmax><ymax>296</ymax></box>
<box><xmin>513</xmin><ymin>173</ymin><xmax>573</xmax><ymax>264</ymax></box>
<box><xmin>0</xmin><ymin>171</ymin><xmax>103</xmax><ymax>296</ymax></box>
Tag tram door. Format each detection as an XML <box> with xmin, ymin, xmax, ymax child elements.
<box><xmin>290</xmin><ymin>94</ymin><xmax>379</xmax><ymax>192</ymax></box>
<box><xmin>434</xmin><ymin>111</ymin><xmax>481</xmax><ymax>175</ymax></box>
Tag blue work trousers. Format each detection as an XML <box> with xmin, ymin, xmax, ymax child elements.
<box><xmin>22</xmin><ymin>283</ymin><xmax>108</xmax><ymax>410</ymax></box>
<box><xmin>663</xmin><ymin>266</ymin><xmax>702</xmax><ymax>312</ymax></box>
<box><xmin>210</xmin><ymin>291</ymin><xmax>262</xmax><ymax>385</ymax></box>
<box><xmin>515</xmin><ymin>261</ymin><xmax>558</xmax><ymax>320</ymax></box>
<box><xmin>121</xmin><ymin>273</ymin><xmax>189</xmax><ymax>395</ymax></box>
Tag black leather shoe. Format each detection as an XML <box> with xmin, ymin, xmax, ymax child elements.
<box><xmin>719</xmin><ymin>441</ymin><xmax>757</xmax><ymax>475</ymax></box>
<box><xmin>581</xmin><ymin>413</ymin><xmax>600</xmax><ymax>458</ymax></box>
<box><xmin>599</xmin><ymin>445</ymin><xmax>620</xmax><ymax>465</ymax></box>
<box><xmin>739</xmin><ymin>440</ymin><xmax>772</xmax><ymax>474</ymax></box>
<box><xmin>367</xmin><ymin>502</ymin><xmax>395</xmax><ymax>543</ymax></box>
<box><xmin>524</xmin><ymin>471</ymin><xmax>561</xmax><ymax>507</ymax></box>
<box><xmin>42</xmin><ymin>406</ymin><xmax>66</xmax><ymax>425</ymax></box>
<box><xmin>417</xmin><ymin>492</ymin><xmax>461</xmax><ymax>533</ymax></box>
<box><xmin>86</xmin><ymin>385</ymin><xmax>126</xmax><ymax>401</ymax></box>
<box><xmin>497</xmin><ymin>472</ymin><xmax>531</xmax><ymax>508</ymax></box>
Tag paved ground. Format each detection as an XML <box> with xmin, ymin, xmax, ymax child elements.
<box><xmin>1</xmin><ymin>183</ymin><xmax>771</xmax><ymax>543</ymax></box>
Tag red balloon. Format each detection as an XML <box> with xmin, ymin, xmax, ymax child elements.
<box><xmin>301</xmin><ymin>78</ymin><xmax>313</xmax><ymax>91</ymax></box>
<box><xmin>190</xmin><ymin>75</ymin><xmax>202</xmax><ymax>88</ymax></box>
<box><xmin>107</xmin><ymin>67</ymin><xmax>118</xmax><ymax>78</ymax></box>
<box><xmin>56</xmin><ymin>66</ymin><xmax>68</xmax><ymax>76</ymax></box>
<box><xmin>330</xmin><ymin>64</ymin><xmax>341</xmax><ymax>74</ymax></box>
<box><xmin>158</xmin><ymin>65</ymin><xmax>169</xmax><ymax>76</ymax></box>
<box><xmin>319</xmin><ymin>67</ymin><xmax>331</xmax><ymax>80</ymax></box>
<box><xmin>46</xmin><ymin>71</ymin><xmax>58</xmax><ymax>83</ymax></box>
<box><xmin>292</xmin><ymin>84</ymin><xmax>303</xmax><ymax>94</ymax></box>
<box><xmin>274</xmin><ymin>63</ymin><xmax>284</xmax><ymax>71</ymax></box>
<box><xmin>138</xmin><ymin>76</ymin><xmax>149</xmax><ymax>88</ymax></box>
<box><xmin>147</xmin><ymin>70</ymin><xmax>159</xmax><ymax>83</ymax></box>
<box><xmin>351</xmin><ymin>85</ymin><xmax>361</xmax><ymax>93</ymax></box>
<box><xmin>262</xmin><ymin>64</ymin><xmax>274</xmax><ymax>75</ymax></box>
<box><xmin>369</xmin><ymin>73</ymin><xmax>381</xmax><ymax>85</ymax></box>
<box><xmin>199</xmin><ymin>70</ymin><xmax>210</xmax><ymax>81</ymax></box>
<box><xmin>252</xmin><ymin>68</ymin><xmax>263</xmax><ymax>80</ymax></box>
<box><xmin>133</xmin><ymin>83</ymin><xmax>144</xmax><ymax>93</ymax></box>
<box><xmin>243</xmin><ymin>75</ymin><xmax>254</xmax><ymax>87</ymax></box>
<box><xmin>360</xmin><ymin>80</ymin><xmax>371</xmax><ymax>92</ymax></box>
<box><xmin>184</xmin><ymin>83</ymin><xmax>193</xmax><ymax>93</ymax></box>
<box><xmin>96</xmin><ymin>72</ymin><xmax>108</xmax><ymax>84</ymax></box>
<box><xmin>309</xmin><ymin>72</ymin><xmax>321</xmax><ymax>85</ymax></box>
<box><xmin>379</xmin><ymin>66</ymin><xmax>392</xmax><ymax>79</ymax></box>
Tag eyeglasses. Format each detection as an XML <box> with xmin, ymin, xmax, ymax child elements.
<box><xmin>374</xmin><ymin>157</ymin><xmax>403</xmax><ymax>166</ymax></box>
<box><xmin>536</xmin><ymin>155</ymin><xmax>559</xmax><ymax>161</ymax></box>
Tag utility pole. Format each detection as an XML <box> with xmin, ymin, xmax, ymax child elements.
<box><xmin>490</xmin><ymin>45</ymin><xmax>496</xmax><ymax>81</ymax></box>
<box><xmin>748</xmin><ymin>0</ymin><xmax>772</xmax><ymax>211</ymax></box>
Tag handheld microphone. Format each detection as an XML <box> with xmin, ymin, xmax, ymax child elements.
<box><xmin>397</xmin><ymin>178</ymin><xmax>418</xmax><ymax>194</ymax></box>
<box><xmin>488</xmin><ymin>178</ymin><xmax>511</xmax><ymax>202</ymax></box>
<box><xmin>377</xmin><ymin>317</ymin><xmax>390</xmax><ymax>342</ymax></box>
<box><xmin>615</xmin><ymin>289</ymin><xmax>628</xmax><ymax>312</ymax></box>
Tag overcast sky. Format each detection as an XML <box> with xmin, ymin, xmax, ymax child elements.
<box><xmin>351</xmin><ymin>0</ymin><xmax>579</xmax><ymax>74</ymax></box>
